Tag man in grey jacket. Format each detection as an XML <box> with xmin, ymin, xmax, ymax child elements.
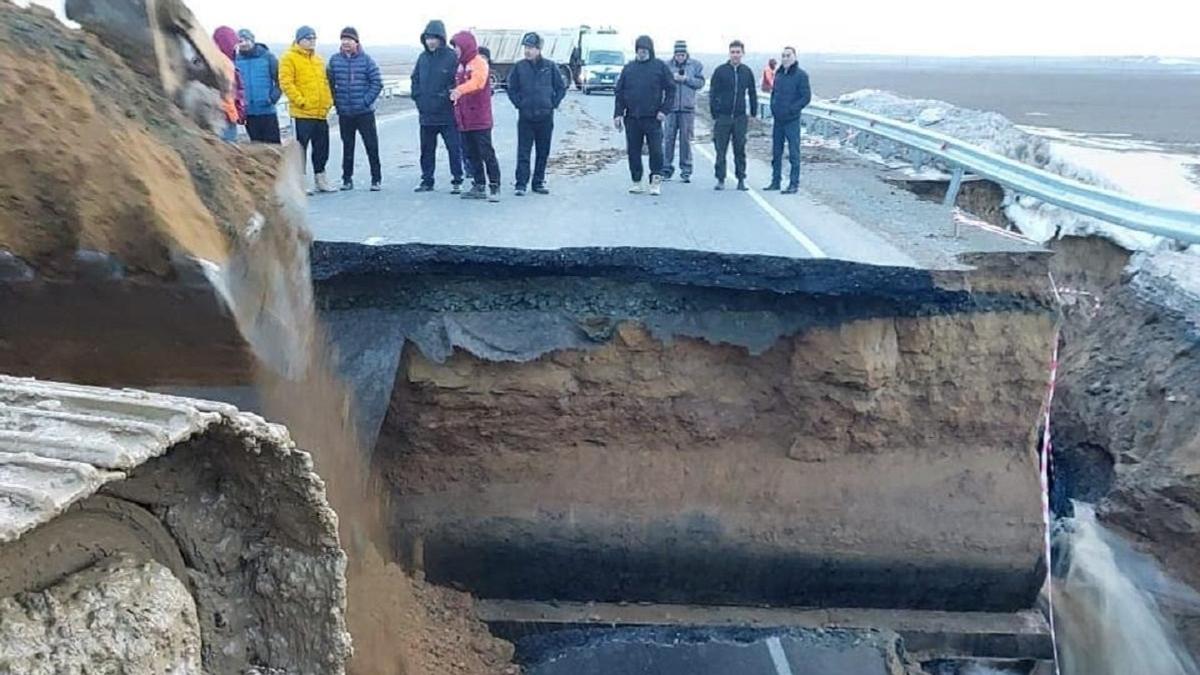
<box><xmin>662</xmin><ymin>40</ymin><xmax>704</xmax><ymax>183</ymax></box>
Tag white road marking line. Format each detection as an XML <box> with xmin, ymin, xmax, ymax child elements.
<box><xmin>766</xmin><ymin>636</ymin><xmax>796</xmax><ymax>675</ymax></box>
<box><xmin>693</xmin><ymin>144</ymin><xmax>826</xmax><ymax>258</ymax></box>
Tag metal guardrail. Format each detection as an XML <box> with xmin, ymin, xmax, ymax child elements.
<box><xmin>802</xmin><ymin>102</ymin><xmax>1200</xmax><ymax>244</ymax></box>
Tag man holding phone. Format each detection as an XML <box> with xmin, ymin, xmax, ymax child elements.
<box><xmin>661</xmin><ymin>40</ymin><xmax>704</xmax><ymax>183</ymax></box>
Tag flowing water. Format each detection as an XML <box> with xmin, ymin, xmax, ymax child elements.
<box><xmin>1053</xmin><ymin>502</ymin><xmax>1200</xmax><ymax>675</ymax></box>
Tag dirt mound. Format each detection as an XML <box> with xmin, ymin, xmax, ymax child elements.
<box><xmin>0</xmin><ymin>1</ymin><xmax>277</xmax><ymax>277</ymax></box>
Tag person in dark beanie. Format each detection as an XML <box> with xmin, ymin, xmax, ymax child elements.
<box><xmin>450</xmin><ymin>31</ymin><xmax>502</xmax><ymax>202</ymax></box>
<box><xmin>661</xmin><ymin>39</ymin><xmax>704</xmax><ymax>183</ymax></box>
<box><xmin>613</xmin><ymin>35</ymin><xmax>674</xmax><ymax>196</ymax></box>
<box><xmin>235</xmin><ymin>28</ymin><xmax>282</xmax><ymax>143</ymax></box>
<box><xmin>709</xmin><ymin>40</ymin><xmax>757</xmax><ymax>191</ymax></box>
<box><xmin>765</xmin><ymin>46</ymin><xmax>812</xmax><ymax>194</ymax></box>
<box><xmin>506</xmin><ymin>31</ymin><xmax>567</xmax><ymax>195</ymax></box>
<box><xmin>411</xmin><ymin>20</ymin><xmax>464</xmax><ymax>193</ymax></box>
<box><xmin>327</xmin><ymin>26</ymin><xmax>384</xmax><ymax>191</ymax></box>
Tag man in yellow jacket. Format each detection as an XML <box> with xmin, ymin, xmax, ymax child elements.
<box><xmin>280</xmin><ymin>26</ymin><xmax>336</xmax><ymax>193</ymax></box>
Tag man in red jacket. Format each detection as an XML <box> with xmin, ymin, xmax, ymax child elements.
<box><xmin>450</xmin><ymin>31</ymin><xmax>501</xmax><ymax>202</ymax></box>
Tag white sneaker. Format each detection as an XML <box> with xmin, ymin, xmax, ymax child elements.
<box><xmin>629</xmin><ymin>181</ymin><xmax>645</xmax><ymax>194</ymax></box>
<box><xmin>649</xmin><ymin>175</ymin><xmax>662</xmax><ymax>196</ymax></box>
<box><xmin>314</xmin><ymin>172</ymin><xmax>337</xmax><ymax>193</ymax></box>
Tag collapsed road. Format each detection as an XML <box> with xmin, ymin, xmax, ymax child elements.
<box><xmin>0</xmin><ymin>2</ymin><xmax>1087</xmax><ymax>672</ymax></box>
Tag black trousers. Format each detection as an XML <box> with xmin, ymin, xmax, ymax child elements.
<box><xmin>713</xmin><ymin>115</ymin><xmax>749</xmax><ymax>181</ymax></box>
<box><xmin>515</xmin><ymin>116</ymin><xmax>554</xmax><ymax>188</ymax></box>
<box><xmin>338</xmin><ymin>112</ymin><xmax>382</xmax><ymax>183</ymax></box>
<box><xmin>624</xmin><ymin>116</ymin><xmax>663</xmax><ymax>182</ymax></box>
<box><xmin>245</xmin><ymin>114</ymin><xmax>281</xmax><ymax>144</ymax></box>
<box><xmin>419</xmin><ymin>124</ymin><xmax>464</xmax><ymax>187</ymax></box>
<box><xmin>462</xmin><ymin>128</ymin><xmax>500</xmax><ymax>188</ymax></box>
<box><xmin>293</xmin><ymin>118</ymin><xmax>329</xmax><ymax>174</ymax></box>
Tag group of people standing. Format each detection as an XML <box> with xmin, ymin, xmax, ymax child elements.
<box><xmin>412</xmin><ymin>21</ymin><xmax>567</xmax><ymax>201</ymax></box>
<box><xmin>616</xmin><ymin>37</ymin><xmax>812</xmax><ymax>196</ymax></box>
<box><xmin>212</xmin><ymin>21</ymin><xmax>811</xmax><ymax>201</ymax></box>
<box><xmin>213</xmin><ymin>24</ymin><xmax>385</xmax><ymax>194</ymax></box>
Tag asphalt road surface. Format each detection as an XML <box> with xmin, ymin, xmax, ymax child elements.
<box><xmin>307</xmin><ymin>92</ymin><xmax>932</xmax><ymax>266</ymax></box>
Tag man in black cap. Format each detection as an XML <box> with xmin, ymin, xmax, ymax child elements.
<box><xmin>327</xmin><ymin>27</ymin><xmax>384</xmax><ymax>191</ymax></box>
<box><xmin>613</xmin><ymin>35</ymin><xmax>674</xmax><ymax>196</ymax></box>
<box><xmin>411</xmin><ymin>20</ymin><xmax>464</xmax><ymax>192</ymax></box>
<box><xmin>662</xmin><ymin>39</ymin><xmax>704</xmax><ymax>183</ymax></box>
<box><xmin>506</xmin><ymin>32</ymin><xmax>567</xmax><ymax>195</ymax></box>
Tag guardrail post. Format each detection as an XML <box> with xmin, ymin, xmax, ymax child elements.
<box><xmin>944</xmin><ymin>166</ymin><xmax>965</xmax><ymax>208</ymax></box>
<box><xmin>910</xmin><ymin>149</ymin><xmax>925</xmax><ymax>172</ymax></box>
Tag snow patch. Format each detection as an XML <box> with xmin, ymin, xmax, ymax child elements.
<box><xmin>815</xmin><ymin>89</ymin><xmax>1200</xmax><ymax>252</ymax></box>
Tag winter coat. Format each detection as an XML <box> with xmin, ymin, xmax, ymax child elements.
<box><xmin>279</xmin><ymin>44</ymin><xmax>333</xmax><ymax>120</ymax></box>
<box><xmin>213</xmin><ymin>26</ymin><xmax>245</xmax><ymax>123</ymax></box>
<box><xmin>613</xmin><ymin>36</ymin><xmax>674</xmax><ymax>119</ymax></box>
<box><xmin>709</xmin><ymin>62</ymin><xmax>758</xmax><ymax>118</ymax></box>
<box><xmin>770</xmin><ymin>63</ymin><xmax>812</xmax><ymax>123</ymax></box>
<box><xmin>663</xmin><ymin>57</ymin><xmax>704</xmax><ymax>113</ymax></box>
<box><xmin>451</xmin><ymin>31</ymin><xmax>493</xmax><ymax>132</ymax></box>
<box><xmin>505</xmin><ymin>56</ymin><xmax>566</xmax><ymax>121</ymax></box>
<box><xmin>411</xmin><ymin>20</ymin><xmax>459</xmax><ymax>127</ymax></box>
<box><xmin>327</xmin><ymin>46</ymin><xmax>383</xmax><ymax>116</ymax></box>
<box><xmin>236</xmin><ymin>44</ymin><xmax>281</xmax><ymax>117</ymax></box>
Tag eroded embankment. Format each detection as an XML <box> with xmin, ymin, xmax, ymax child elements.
<box><xmin>313</xmin><ymin>245</ymin><xmax>1060</xmax><ymax>613</ymax></box>
<box><xmin>1050</xmin><ymin>237</ymin><xmax>1200</xmax><ymax>653</ymax></box>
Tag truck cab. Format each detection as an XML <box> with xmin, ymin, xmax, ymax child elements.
<box><xmin>577</xmin><ymin>29</ymin><xmax>627</xmax><ymax>94</ymax></box>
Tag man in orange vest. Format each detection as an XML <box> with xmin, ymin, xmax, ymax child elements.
<box><xmin>760</xmin><ymin>58</ymin><xmax>777</xmax><ymax>120</ymax></box>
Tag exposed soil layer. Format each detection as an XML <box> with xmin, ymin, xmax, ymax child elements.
<box><xmin>1050</xmin><ymin>238</ymin><xmax>1200</xmax><ymax>649</ymax></box>
<box><xmin>306</xmin><ymin>246</ymin><xmax>1062</xmax><ymax>613</ymax></box>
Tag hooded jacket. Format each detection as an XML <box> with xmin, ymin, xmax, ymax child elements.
<box><xmin>709</xmin><ymin>60</ymin><xmax>758</xmax><ymax>118</ymax></box>
<box><xmin>770</xmin><ymin>62</ymin><xmax>812</xmax><ymax>123</ymax></box>
<box><xmin>411</xmin><ymin>20</ymin><xmax>459</xmax><ymax>127</ymax></box>
<box><xmin>279</xmin><ymin>43</ymin><xmax>333</xmax><ymax>120</ymax></box>
<box><xmin>213</xmin><ymin>26</ymin><xmax>245</xmax><ymax>123</ymax></box>
<box><xmin>505</xmin><ymin>55</ymin><xmax>566</xmax><ymax>121</ymax></box>
<box><xmin>236</xmin><ymin>44</ymin><xmax>281</xmax><ymax>117</ymax></box>
<box><xmin>664</xmin><ymin>55</ymin><xmax>704</xmax><ymax>113</ymax></box>
<box><xmin>450</xmin><ymin>31</ymin><xmax>493</xmax><ymax>131</ymax></box>
<box><xmin>613</xmin><ymin>36</ymin><xmax>674</xmax><ymax>119</ymax></box>
<box><xmin>327</xmin><ymin>44</ymin><xmax>383</xmax><ymax>116</ymax></box>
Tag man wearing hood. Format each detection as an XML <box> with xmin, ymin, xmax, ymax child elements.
<box><xmin>235</xmin><ymin>29</ymin><xmax>282</xmax><ymax>144</ymax></box>
<box><xmin>212</xmin><ymin>26</ymin><xmax>245</xmax><ymax>142</ymax></box>
<box><xmin>505</xmin><ymin>32</ymin><xmax>567</xmax><ymax>195</ymax></box>
<box><xmin>450</xmin><ymin>31</ymin><xmax>501</xmax><ymax>202</ymax></box>
<box><xmin>412</xmin><ymin>20</ymin><xmax>465</xmax><ymax>193</ymax></box>
<box><xmin>280</xmin><ymin>25</ymin><xmax>336</xmax><ymax>193</ymax></box>
<box><xmin>328</xmin><ymin>27</ymin><xmax>384</xmax><ymax>191</ymax></box>
<box><xmin>661</xmin><ymin>40</ymin><xmax>704</xmax><ymax>183</ymax></box>
<box><xmin>613</xmin><ymin>36</ymin><xmax>674</xmax><ymax>196</ymax></box>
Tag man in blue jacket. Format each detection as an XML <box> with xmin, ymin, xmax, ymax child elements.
<box><xmin>328</xmin><ymin>27</ymin><xmax>384</xmax><ymax>191</ymax></box>
<box><xmin>234</xmin><ymin>29</ymin><xmax>282</xmax><ymax>144</ymax></box>
<box><xmin>764</xmin><ymin>47</ymin><xmax>812</xmax><ymax>195</ymax></box>
<box><xmin>506</xmin><ymin>32</ymin><xmax>566</xmax><ymax>196</ymax></box>
<box><xmin>411</xmin><ymin>20</ymin><xmax>464</xmax><ymax>193</ymax></box>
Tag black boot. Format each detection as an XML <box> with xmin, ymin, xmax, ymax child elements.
<box><xmin>736</xmin><ymin>179</ymin><xmax>748</xmax><ymax>191</ymax></box>
<box><xmin>764</xmin><ymin>182</ymin><xmax>781</xmax><ymax>191</ymax></box>
<box><xmin>461</xmin><ymin>183</ymin><xmax>487</xmax><ymax>200</ymax></box>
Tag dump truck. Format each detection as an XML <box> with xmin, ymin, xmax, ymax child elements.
<box><xmin>473</xmin><ymin>25</ymin><xmax>628</xmax><ymax>92</ymax></box>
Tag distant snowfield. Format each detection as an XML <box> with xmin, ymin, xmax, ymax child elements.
<box><xmin>1020</xmin><ymin>125</ymin><xmax>1200</xmax><ymax>212</ymax></box>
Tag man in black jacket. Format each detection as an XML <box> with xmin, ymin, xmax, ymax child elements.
<box><xmin>613</xmin><ymin>35</ymin><xmax>674</xmax><ymax>196</ymax></box>
<box><xmin>411</xmin><ymin>20</ymin><xmax>464</xmax><ymax>193</ymax></box>
<box><xmin>506</xmin><ymin>32</ymin><xmax>567</xmax><ymax>195</ymax></box>
<box><xmin>708</xmin><ymin>40</ymin><xmax>757</xmax><ymax>191</ymax></box>
<box><xmin>765</xmin><ymin>47</ymin><xmax>812</xmax><ymax>194</ymax></box>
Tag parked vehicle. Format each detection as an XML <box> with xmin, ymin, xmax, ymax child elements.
<box><xmin>471</xmin><ymin>26</ymin><xmax>627</xmax><ymax>93</ymax></box>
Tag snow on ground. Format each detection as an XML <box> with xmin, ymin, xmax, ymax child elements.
<box><xmin>821</xmin><ymin>89</ymin><xmax>1200</xmax><ymax>252</ymax></box>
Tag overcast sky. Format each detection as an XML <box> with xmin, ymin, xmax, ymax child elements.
<box><xmin>21</xmin><ymin>0</ymin><xmax>1200</xmax><ymax>57</ymax></box>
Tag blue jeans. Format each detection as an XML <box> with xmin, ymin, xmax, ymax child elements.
<box><xmin>771</xmin><ymin>118</ymin><xmax>801</xmax><ymax>187</ymax></box>
<box><xmin>221</xmin><ymin>122</ymin><xmax>239</xmax><ymax>143</ymax></box>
